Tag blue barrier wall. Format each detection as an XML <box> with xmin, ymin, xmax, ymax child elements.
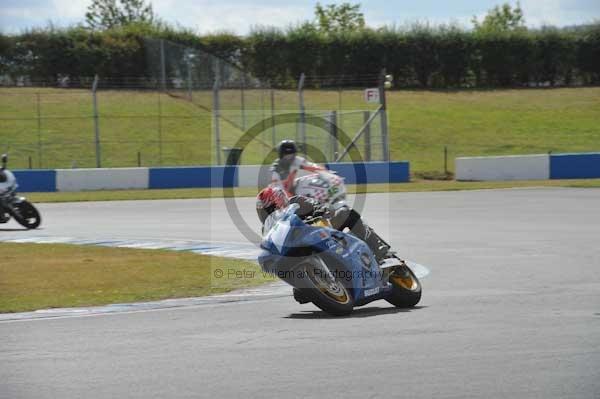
<box><xmin>325</xmin><ymin>161</ymin><xmax>410</xmax><ymax>184</ymax></box>
<box><xmin>550</xmin><ymin>153</ymin><xmax>600</xmax><ymax>179</ymax></box>
<box><xmin>14</xmin><ymin>162</ymin><xmax>409</xmax><ymax>192</ymax></box>
<box><xmin>149</xmin><ymin>166</ymin><xmax>238</xmax><ymax>189</ymax></box>
<box><xmin>13</xmin><ymin>170</ymin><xmax>56</xmax><ymax>192</ymax></box>
<box><xmin>389</xmin><ymin>161</ymin><xmax>411</xmax><ymax>183</ymax></box>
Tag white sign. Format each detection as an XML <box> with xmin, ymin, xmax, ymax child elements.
<box><xmin>364</xmin><ymin>88</ymin><xmax>380</xmax><ymax>103</ymax></box>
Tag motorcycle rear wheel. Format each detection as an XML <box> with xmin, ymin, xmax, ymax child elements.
<box><xmin>301</xmin><ymin>256</ymin><xmax>354</xmax><ymax>316</ymax></box>
<box><xmin>11</xmin><ymin>200</ymin><xmax>41</xmax><ymax>229</ymax></box>
<box><xmin>386</xmin><ymin>264</ymin><xmax>422</xmax><ymax>308</ymax></box>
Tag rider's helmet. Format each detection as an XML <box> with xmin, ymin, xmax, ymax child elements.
<box><xmin>278</xmin><ymin>140</ymin><xmax>297</xmax><ymax>160</ymax></box>
<box><xmin>256</xmin><ymin>185</ymin><xmax>289</xmax><ymax>223</ymax></box>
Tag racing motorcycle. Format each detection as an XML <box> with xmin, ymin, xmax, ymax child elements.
<box><xmin>0</xmin><ymin>154</ymin><xmax>42</xmax><ymax>229</ymax></box>
<box><xmin>258</xmin><ymin>203</ymin><xmax>422</xmax><ymax>316</ymax></box>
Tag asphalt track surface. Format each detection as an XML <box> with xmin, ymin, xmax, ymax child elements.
<box><xmin>1</xmin><ymin>188</ymin><xmax>600</xmax><ymax>399</ymax></box>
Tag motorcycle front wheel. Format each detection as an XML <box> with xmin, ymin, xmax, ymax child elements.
<box><xmin>301</xmin><ymin>255</ymin><xmax>354</xmax><ymax>316</ymax></box>
<box><xmin>386</xmin><ymin>263</ymin><xmax>422</xmax><ymax>308</ymax></box>
<box><xmin>11</xmin><ymin>200</ymin><xmax>41</xmax><ymax>229</ymax></box>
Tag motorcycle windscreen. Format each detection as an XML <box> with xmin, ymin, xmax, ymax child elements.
<box><xmin>262</xmin><ymin>204</ymin><xmax>299</xmax><ymax>237</ymax></box>
<box><xmin>261</xmin><ymin>204</ymin><xmax>303</xmax><ymax>255</ymax></box>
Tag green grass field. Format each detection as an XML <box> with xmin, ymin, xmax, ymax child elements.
<box><xmin>1</xmin><ymin>87</ymin><xmax>599</xmax><ymax>173</ymax></box>
<box><xmin>0</xmin><ymin>242</ymin><xmax>273</xmax><ymax>313</ymax></box>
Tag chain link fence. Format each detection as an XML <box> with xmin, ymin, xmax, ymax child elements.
<box><xmin>0</xmin><ymin>81</ymin><xmax>210</xmax><ymax>169</ymax></box>
<box><xmin>144</xmin><ymin>38</ymin><xmax>389</xmax><ymax>166</ymax></box>
<box><xmin>0</xmin><ymin>38</ymin><xmax>389</xmax><ymax>170</ymax></box>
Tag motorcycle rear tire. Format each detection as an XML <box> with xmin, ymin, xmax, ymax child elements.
<box><xmin>11</xmin><ymin>200</ymin><xmax>41</xmax><ymax>229</ymax></box>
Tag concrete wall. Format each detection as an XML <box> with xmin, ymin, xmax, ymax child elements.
<box><xmin>236</xmin><ymin>161</ymin><xmax>410</xmax><ymax>189</ymax></box>
<box><xmin>456</xmin><ymin>155</ymin><xmax>550</xmax><ymax>181</ymax></box>
<box><xmin>326</xmin><ymin>162</ymin><xmax>410</xmax><ymax>185</ymax></box>
<box><xmin>148</xmin><ymin>166</ymin><xmax>238</xmax><ymax>189</ymax></box>
<box><xmin>13</xmin><ymin>170</ymin><xmax>56</xmax><ymax>192</ymax></box>
<box><xmin>550</xmin><ymin>153</ymin><xmax>600</xmax><ymax>179</ymax></box>
<box><xmin>56</xmin><ymin>168</ymin><xmax>148</xmax><ymax>192</ymax></box>
<box><xmin>457</xmin><ymin>152</ymin><xmax>600</xmax><ymax>181</ymax></box>
<box><xmin>237</xmin><ymin>165</ymin><xmax>268</xmax><ymax>188</ymax></box>
<box><xmin>12</xmin><ymin>152</ymin><xmax>600</xmax><ymax>191</ymax></box>
<box><xmin>13</xmin><ymin>161</ymin><xmax>410</xmax><ymax>192</ymax></box>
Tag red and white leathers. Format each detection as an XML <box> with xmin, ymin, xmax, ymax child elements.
<box><xmin>270</xmin><ymin>155</ymin><xmax>325</xmax><ymax>195</ymax></box>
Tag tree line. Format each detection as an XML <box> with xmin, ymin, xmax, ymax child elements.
<box><xmin>1</xmin><ymin>19</ymin><xmax>599</xmax><ymax>88</ymax></box>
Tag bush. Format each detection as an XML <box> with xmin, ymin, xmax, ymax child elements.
<box><xmin>1</xmin><ymin>22</ymin><xmax>599</xmax><ymax>88</ymax></box>
<box><xmin>577</xmin><ymin>24</ymin><xmax>600</xmax><ymax>84</ymax></box>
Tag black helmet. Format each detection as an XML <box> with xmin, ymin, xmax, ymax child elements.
<box><xmin>278</xmin><ymin>140</ymin><xmax>297</xmax><ymax>159</ymax></box>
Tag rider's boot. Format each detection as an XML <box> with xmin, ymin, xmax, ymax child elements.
<box><xmin>330</xmin><ymin>206</ymin><xmax>393</xmax><ymax>263</ymax></box>
<box><xmin>364</xmin><ymin>227</ymin><xmax>393</xmax><ymax>263</ymax></box>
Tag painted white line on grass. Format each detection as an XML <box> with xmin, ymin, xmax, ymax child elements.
<box><xmin>0</xmin><ymin>235</ymin><xmax>263</xmax><ymax>260</ymax></box>
<box><xmin>0</xmin><ymin>282</ymin><xmax>291</xmax><ymax>322</ymax></box>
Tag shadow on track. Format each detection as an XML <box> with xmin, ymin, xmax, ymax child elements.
<box><xmin>0</xmin><ymin>228</ymin><xmax>30</xmax><ymax>232</ymax></box>
<box><xmin>284</xmin><ymin>305</ymin><xmax>427</xmax><ymax>319</ymax></box>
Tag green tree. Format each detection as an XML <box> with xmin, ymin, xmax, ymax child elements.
<box><xmin>472</xmin><ymin>2</ymin><xmax>526</xmax><ymax>34</ymax></box>
<box><xmin>315</xmin><ymin>3</ymin><xmax>365</xmax><ymax>33</ymax></box>
<box><xmin>85</xmin><ymin>0</ymin><xmax>156</xmax><ymax>30</ymax></box>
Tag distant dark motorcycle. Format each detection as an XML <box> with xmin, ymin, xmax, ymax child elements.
<box><xmin>0</xmin><ymin>154</ymin><xmax>41</xmax><ymax>229</ymax></box>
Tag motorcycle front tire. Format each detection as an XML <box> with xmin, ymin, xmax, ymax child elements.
<box><xmin>11</xmin><ymin>200</ymin><xmax>41</xmax><ymax>229</ymax></box>
<box><xmin>386</xmin><ymin>264</ymin><xmax>422</xmax><ymax>308</ymax></box>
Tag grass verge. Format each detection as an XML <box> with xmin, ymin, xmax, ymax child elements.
<box><xmin>0</xmin><ymin>242</ymin><xmax>274</xmax><ymax>313</ymax></box>
<box><xmin>23</xmin><ymin>178</ymin><xmax>600</xmax><ymax>203</ymax></box>
<box><xmin>2</xmin><ymin>87</ymin><xmax>600</xmax><ymax>173</ymax></box>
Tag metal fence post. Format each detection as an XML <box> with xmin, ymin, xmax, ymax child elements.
<box><xmin>213</xmin><ymin>73</ymin><xmax>222</xmax><ymax>165</ymax></box>
<box><xmin>240</xmin><ymin>74</ymin><xmax>246</xmax><ymax>131</ymax></box>
<box><xmin>187</xmin><ymin>60</ymin><xmax>193</xmax><ymax>101</ymax></box>
<box><xmin>160</xmin><ymin>39</ymin><xmax>167</xmax><ymax>91</ymax></box>
<box><xmin>92</xmin><ymin>75</ymin><xmax>101</xmax><ymax>168</ymax></box>
<box><xmin>270</xmin><ymin>88</ymin><xmax>276</xmax><ymax>146</ymax></box>
<box><xmin>337</xmin><ymin>86</ymin><xmax>343</xmax><ymax>140</ymax></box>
<box><xmin>364</xmin><ymin>111</ymin><xmax>371</xmax><ymax>162</ymax></box>
<box><xmin>297</xmin><ymin>73</ymin><xmax>306</xmax><ymax>154</ymax></box>
<box><xmin>36</xmin><ymin>92</ymin><xmax>42</xmax><ymax>168</ymax></box>
<box><xmin>444</xmin><ymin>146</ymin><xmax>448</xmax><ymax>175</ymax></box>
<box><xmin>329</xmin><ymin>111</ymin><xmax>338</xmax><ymax>162</ymax></box>
<box><xmin>335</xmin><ymin>106</ymin><xmax>381</xmax><ymax>163</ymax></box>
<box><xmin>157</xmin><ymin>91</ymin><xmax>163</xmax><ymax>166</ymax></box>
<box><xmin>378</xmin><ymin>68</ymin><xmax>390</xmax><ymax>161</ymax></box>
<box><xmin>260</xmin><ymin>88</ymin><xmax>266</xmax><ymax>136</ymax></box>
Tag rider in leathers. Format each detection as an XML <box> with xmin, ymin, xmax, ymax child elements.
<box><xmin>270</xmin><ymin>139</ymin><xmax>326</xmax><ymax>196</ymax></box>
<box><xmin>259</xmin><ymin>140</ymin><xmax>391</xmax><ymax>261</ymax></box>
